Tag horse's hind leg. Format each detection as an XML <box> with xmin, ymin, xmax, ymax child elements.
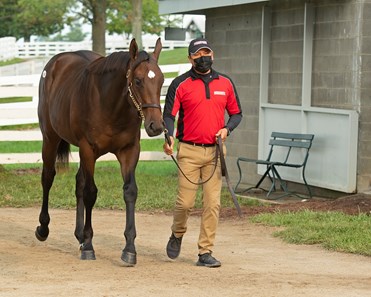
<box><xmin>35</xmin><ymin>137</ymin><xmax>60</xmax><ymax>241</ymax></box>
<box><xmin>77</xmin><ymin>147</ymin><xmax>98</xmax><ymax>260</ymax></box>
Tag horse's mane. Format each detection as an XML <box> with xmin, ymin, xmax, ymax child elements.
<box><xmin>88</xmin><ymin>51</ymin><xmax>150</xmax><ymax>74</ymax></box>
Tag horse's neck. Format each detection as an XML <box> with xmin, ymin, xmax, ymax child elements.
<box><xmin>91</xmin><ymin>67</ymin><xmax>141</xmax><ymax>127</ymax></box>
<box><xmin>98</xmin><ymin>81</ymin><xmax>138</xmax><ymax>123</ymax></box>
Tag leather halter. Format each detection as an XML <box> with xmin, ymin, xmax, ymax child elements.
<box><xmin>126</xmin><ymin>69</ymin><xmax>162</xmax><ymax>120</ymax></box>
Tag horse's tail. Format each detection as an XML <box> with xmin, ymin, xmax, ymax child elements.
<box><xmin>56</xmin><ymin>140</ymin><xmax>70</xmax><ymax>167</ymax></box>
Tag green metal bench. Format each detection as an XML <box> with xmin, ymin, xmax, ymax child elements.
<box><xmin>234</xmin><ymin>132</ymin><xmax>315</xmax><ymax>199</ymax></box>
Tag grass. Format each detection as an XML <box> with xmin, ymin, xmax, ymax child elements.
<box><xmin>0</xmin><ymin>58</ymin><xmax>25</xmax><ymax>67</ymax></box>
<box><xmin>0</xmin><ymin>161</ymin><xmax>259</xmax><ymax>211</ymax></box>
<box><xmin>0</xmin><ymin>96</ymin><xmax>32</xmax><ymax>104</ymax></box>
<box><xmin>0</xmin><ymin>139</ymin><xmax>165</xmax><ymax>153</ymax></box>
<box><xmin>158</xmin><ymin>47</ymin><xmax>188</xmax><ymax>65</ymax></box>
<box><xmin>251</xmin><ymin>210</ymin><xmax>371</xmax><ymax>256</ymax></box>
<box><xmin>0</xmin><ymin>123</ymin><xmax>40</xmax><ymax>130</ymax></box>
<box><xmin>164</xmin><ymin>71</ymin><xmax>179</xmax><ymax>78</ymax></box>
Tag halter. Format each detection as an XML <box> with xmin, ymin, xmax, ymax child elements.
<box><xmin>126</xmin><ymin>69</ymin><xmax>162</xmax><ymax>120</ymax></box>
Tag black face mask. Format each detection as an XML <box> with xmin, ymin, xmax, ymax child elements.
<box><xmin>193</xmin><ymin>56</ymin><xmax>213</xmax><ymax>73</ymax></box>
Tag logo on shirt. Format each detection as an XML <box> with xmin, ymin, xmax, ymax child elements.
<box><xmin>214</xmin><ymin>91</ymin><xmax>226</xmax><ymax>96</ymax></box>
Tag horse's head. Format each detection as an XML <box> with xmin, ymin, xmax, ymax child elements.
<box><xmin>127</xmin><ymin>38</ymin><xmax>165</xmax><ymax>137</ymax></box>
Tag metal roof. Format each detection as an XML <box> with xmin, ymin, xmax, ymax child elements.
<box><xmin>158</xmin><ymin>0</ymin><xmax>268</xmax><ymax>15</ymax></box>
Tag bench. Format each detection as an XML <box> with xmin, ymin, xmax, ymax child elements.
<box><xmin>234</xmin><ymin>132</ymin><xmax>315</xmax><ymax>199</ymax></box>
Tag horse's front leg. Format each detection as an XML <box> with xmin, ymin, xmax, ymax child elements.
<box><xmin>74</xmin><ymin>166</ymin><xmax>85</xmax><ymax>245</ymax></box>
<box><xmin>78</xmin><ymin>148</ymin><xmax>98</xmax><ymax>260</ymax></box>
<box><xmin>117</xmin><ymin>148</ymin><xmax>139</xmax><ymax>266</ymax></box>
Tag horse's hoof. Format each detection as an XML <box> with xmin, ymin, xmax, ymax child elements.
<box><xmin>121</xmin><ymin>250</ymin><xmax>137</xmax><ymax>266</ymax></box>
<box><xmin>80</xmin><ymin>250</ymin><xmax>96</xmax><ymax>260</ymax></box>
<box><xmin>35</xmin><ymin>226</ymin><xmax>48</xmax><ymax>241</ymax></box>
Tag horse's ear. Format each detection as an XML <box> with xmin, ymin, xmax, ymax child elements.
<box><xmin>152</xmin><ymin>38</ymin><xmax>162</xmax><ymax>62</ymax></box>
<box><xmin>129</xmin><ymin>38</ymin><xmax>138</xmax><ymax>61</ymax></box>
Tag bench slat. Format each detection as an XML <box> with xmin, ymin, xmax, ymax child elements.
<box><xmin>271</xmin><ymin>132</ymin><xmax>314</xmax><ymax>141</ymax></box>
<box><xmin>269</xmin><ymin>139</ymin><xmax>312</xmax><ymax>149</ymax></box>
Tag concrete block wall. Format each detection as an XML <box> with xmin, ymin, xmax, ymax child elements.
<box><xmin>311</xmin><ymin>0</ymin><xmax>371</xmax><ymax>192</ymax></box>
<box><xmin>269</xmin><ymin>2</ymin><xmax>305</xmax><ymax>106</ymax></box>
<box><xmin>312</xmin><ymin>1</ymin><xmax>361</xmax><ymax>109</ymax></box>
<box><xmin>359</xmin><ymin>1</ymin><xmax>371</xmax><ymax>191</ymax></box>
<box><xmin>206</xmin><ymin>0</ymin><xmax>371</xmax><ymax>194</ymax></box>
<box><xmin>206</xmin><ymin>3</ymin><xmax>263</xmax><ymax>183</ymax></box>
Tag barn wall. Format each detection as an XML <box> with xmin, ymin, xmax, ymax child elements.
<box><xmin>205</xmin><ymin>0</ymin><xmax>371</xmax><ymax>194</ymax></box>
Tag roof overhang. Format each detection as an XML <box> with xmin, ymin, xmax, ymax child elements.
<box><xmin>159</xmin><ymin>0</ymin><xmax>268</xmax><ymax>15</ymax></box>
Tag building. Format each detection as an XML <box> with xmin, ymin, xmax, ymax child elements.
<box><xmin>159</xmin><ymin>0</ymin><xmax>371</xmax><ymax>196</ymax></box>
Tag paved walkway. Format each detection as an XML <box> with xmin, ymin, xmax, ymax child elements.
<box><xmin>0</xmin><ymin>129</ymin><xmax>162</xmax><ymax>141</ymax></box>
<box><xmin>0</xmin><ymin>151</ymin><xmax>171</xmax><ymax>164</ymax></box>
<box><xmin>0</xmin><ymin>129</ymin><xmax>170</xmax><ymax>164</ymax></box>
<box><xmin>0</xmin><ymin>129</ymin><xmax>42</xmax><ymax>141</ymax></box>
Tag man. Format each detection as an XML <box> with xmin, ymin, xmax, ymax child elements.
<box><xmin>163</xmin><ymin>37</ymin><xmax>242</xmax><ymax>268</ymax></box>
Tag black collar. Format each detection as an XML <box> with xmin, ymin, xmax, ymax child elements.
<box><xmin>190</xmin><ymin>68</ymin><xmax>219</xmax><ymax>81</ymax></box>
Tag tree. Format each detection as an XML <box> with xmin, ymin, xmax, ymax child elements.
<box><xmin>77</xmin><ymin>0</ymin><xmax>106</xmax><ymax>55</ymax></box>
<box><xmin>131</xmin><ymin>0</ymin><xmax>143</xmax><ymax>49</ymax></box>
<box><xmin>49</xmin><ymin>24</ymin><xmax>86</xmax><ymax>42</ymax></box>
<box><xmin>0</xmin><ymin>0</ymin><xmax>167</xmax><ymax>54</ymax></box>
<box><xmin>65</xmin><ymin>25</ymin><xmax>87</xmax><ymax>42</ymax></box>
<box><xmin>0</xmin><ymin>0</ymin><xmax>19</xmax><ymax>38</ymax></box>
<box><xmin>77</xmin><ymin>0</ymin><xmax>165</xmax><ymax>53</ymax></box>
<box><xmin>16</xmin><ymin>0</ymin><xmax>73</xmax><ymax>41</ymax></box>
<box><xmin>106</xmin><ymin>0</ymin><xmax>165</xmax><ymax>41</ymax></box>
<box><xmin>0</xmin><ymin>0</ymin><xmax>72</xmax><ymax>41</ymax></box>
<box><xmin>91</xmin><ymin>0</ymin><xmax>107</xmax><ymax>55</ymax></box>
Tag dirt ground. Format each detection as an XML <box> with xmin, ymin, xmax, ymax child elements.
<box><xmin>221</xmin><ymin>192</ymin><xmax>371</xmax><ymax>217</ymax></box>
<box><xmin>0</xmin><ymin>195</ymin><xmax>371</xmax><ymax>297</ymax></box>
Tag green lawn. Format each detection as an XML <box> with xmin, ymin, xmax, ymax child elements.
<box><xmin>0</xmin><ymin>161</ymin><xmax>258</xmax><ymax>211</ymax></box>
<box><xmin>158</xmin><ymin>47</ymin><xmax>188</xmax><ymax>64</ymax></box>
<box><xmin>251</xmin><ymin>210</ymin><xmax>371</xmax><ymax>257</ymax></box>
<box><xmin>0</xmin><ymin>96</ymin><xmax>32</xmax><ymax>104</ymax></box>
<box><xmin>0</xmin><ymin>123</ymin><xmax>40</xmax><ymax>130</ymax></box>
<box><xmin>0</xmin><ymin>58</ymin><xmax>25</xmax><ymax>66</ymax></box>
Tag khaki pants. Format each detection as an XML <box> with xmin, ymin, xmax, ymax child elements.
<box><xmin>171</xmin><ymin>142</ymin><xmax>225</xmax><ymax>255</ymax></box>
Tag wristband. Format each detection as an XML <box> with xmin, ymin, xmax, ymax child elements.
<box><xmin>223</xmin><ymin>126</ymin><xmax>230</xmax><ymax>136</ymax></box>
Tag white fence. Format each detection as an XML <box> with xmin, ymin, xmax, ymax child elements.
<box><xmin>0</xmin><ymin>37</ymin><xmax>188</xmax><ymax>60</ymax></box>
<box><xmin>0</xmin><ymin>59</ymin><xmax>53</xmax><ymax>76</ymax></box>
<box><xmin>17</xmin><ymin>40</ymin><xmax>188</xmax><ymax>58</ymax></box>
<box><xmin>0</xmin><ymin>74</ymin><xmax>40</xmax><ymax>126</ymax></box>
<box><xmin>0</xmin><ymin>63</ymin><xmax>190</xmax><ymax>126</ymax></box>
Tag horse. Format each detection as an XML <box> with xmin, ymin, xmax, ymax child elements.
<box><xmin>35</xmin><ymin>38</ymin><xmax>165</xmax><ymax>266</ymax></box>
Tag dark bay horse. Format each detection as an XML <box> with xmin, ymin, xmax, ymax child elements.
<box><xmin>35</xmin><ymin>38</ymin><xmax>165</xmax><ymax>266</ymax></box>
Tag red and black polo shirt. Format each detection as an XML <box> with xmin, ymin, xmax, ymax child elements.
<box><xmin>163</xmin><ymin>68</ymin><xmax>242</xmax><ymax>145</ymax></box>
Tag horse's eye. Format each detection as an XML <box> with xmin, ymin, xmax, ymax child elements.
<box><xmin>134</xmin><ymin>78</ymin><xmax>142</xmax><ymax>87</ymax></box>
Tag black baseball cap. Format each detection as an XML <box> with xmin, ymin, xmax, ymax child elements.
<box><xmin>188</xmin><ymin>38</ymin><xmax>213</xmax><ymax>56</ymax></box>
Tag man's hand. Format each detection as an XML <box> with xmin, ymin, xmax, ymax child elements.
<box><xmin>215</xmin><ymin>128</ymin><xmax>229</xmax><ymax>142</ymax></box>
<box><xmin>163</xmin><ymin>136</ymin><xmax>174</xmax><ymax>155</ymax></box>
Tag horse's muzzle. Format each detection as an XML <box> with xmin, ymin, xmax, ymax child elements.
<box><xmin>145</xmin><ymin>119</ymin><xmax>164</xmax><ymax>137</ymax></box>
